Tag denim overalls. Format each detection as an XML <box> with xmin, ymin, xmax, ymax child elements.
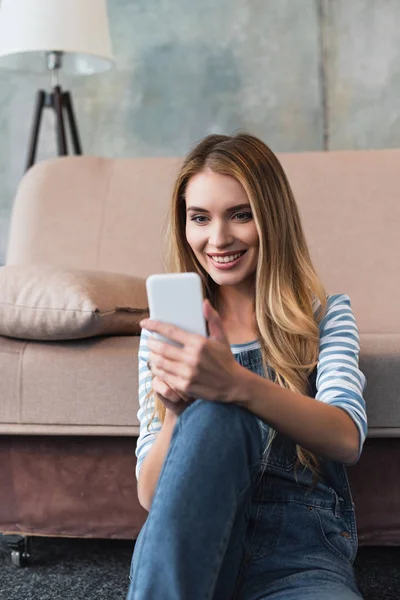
<box><xmin>127</xmin><ymin>345</ymin><xmax>363</xmax><ymax>599</ymax></box>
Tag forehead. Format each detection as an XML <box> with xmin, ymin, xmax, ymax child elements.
<box><xmin>185</xmin><ymin>170</ymin><xmax>248</xmax><ymax>207</ymax></box>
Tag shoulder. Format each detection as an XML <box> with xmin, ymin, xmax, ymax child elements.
<box><xmin>325</xmin><ymin>293</ymin><xmax>354</xmax><ymax>318</ymax></box>
<box><xmin>315</xmin><ymin>293</ymin><xmax>361</xmax><ymax>356</ymax></box>
<box><xmin>326</xmin><ymin>293</ymin><xmax>351</xmax><ymax>308</ymax></box>
<box><xmin>315</xmin><ymin>293</ymin><xmax>355</xmax><ymax>329</ymax></box>
<box><xmin>317</xmin><ymin>293</ymin><xmax>362</xmax><ymax>358</ymax></box>
<box><xmin>313</xmin><ymin>292</ymin><xmax>351</xmax><ymax>314</ymax></box>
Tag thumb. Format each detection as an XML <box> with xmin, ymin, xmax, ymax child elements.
<box><xmin>203</xmin><ymin>298</ymin><xmax>229</xmax><ymax>344</ymax></box>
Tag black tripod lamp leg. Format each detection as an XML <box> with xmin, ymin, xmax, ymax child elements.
<box><xmin>25</xmin><ymin>90</ymin><xmax>46</xmax><ymax>172</ymax></box>
<box><xmin>64</xmin><ymin>91</ymin><xmax>82</xmax><ymax>155</ymax></box>
<box><xmin>53</xmin><ymin>85</ymin><xmax>68</xmax><ymax>156</ymax></box>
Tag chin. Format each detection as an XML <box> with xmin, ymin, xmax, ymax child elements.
<box><xmin>209</xmin><ymin>272</ymin><xmax>247</xmax><ymax>285</ymax></box>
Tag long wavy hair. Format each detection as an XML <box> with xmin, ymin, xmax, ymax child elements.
<box><xmin>143</xmin><ymin>132</ymin><xmax>328</xmax><ymax>485</ymax></box>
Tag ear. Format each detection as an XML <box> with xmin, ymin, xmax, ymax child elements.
<box><xmin>203</xmin><ymin>299</ymin><xmax>229</xmax><ymax>344</ymax></box>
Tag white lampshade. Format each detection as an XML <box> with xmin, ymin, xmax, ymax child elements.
<box><xmin>0</xmin><ymin>0</ymin><xmax>114</xmax><ymax>75</ymax></box>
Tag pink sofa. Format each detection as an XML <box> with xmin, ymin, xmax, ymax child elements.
<box><xmin>0</xmin><ymin>150</ymin><xmax>399</xmax><ymax>550</ymax></box>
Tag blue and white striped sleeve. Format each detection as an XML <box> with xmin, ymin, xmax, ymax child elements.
<box><xmin>315</xmin><ymin>293</ymin><xmax>367</xmax><ymax>465</ymax></box>
<box><xmin>135</xmin><ymin>328</ymin><xmax>162</xmax><ymax>481</ymax></box>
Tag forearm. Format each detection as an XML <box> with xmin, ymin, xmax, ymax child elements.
<box><xmin>137</xmin><ymin>409</ymin><xmax>178</xmax><ymax>511</ymax></box>
<box><xmin>231</xmin><ymin>365</ymin><xmax>360</xmax><ymax>465</ymax></box>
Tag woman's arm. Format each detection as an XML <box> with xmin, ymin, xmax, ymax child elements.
<box><xmin>137</xmin><ymin>409</ymin><xmax>177</xmax><ymax>512</ymax></box>
<box><xmin>233</xmin><ymin>371</ymin><xmax>360</xmax><ymax>464</ymax></box>
<box><xmin>138</xmin><ymin>295</ymin><xmax>367</xmax><ymax>467</ymax></box>
<box><xmin>135</xmin><ymin>327</ymin><xmax>195</xmax><ymax>511</ymax></box>
<box><xmin>231</xmin><ymin>294</ymin><xmax>367</xmax><ymax>466</ymax></box>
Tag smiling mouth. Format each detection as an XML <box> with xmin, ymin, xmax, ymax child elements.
<box><xmin>207</xmin><ymin>250</ymin><xmax>247</xmax><ymax>266</ymax></box>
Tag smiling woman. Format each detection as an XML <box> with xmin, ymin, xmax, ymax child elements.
<box><xmin>126</xmin><ymin>133</ymin><xmax>366</xmax><ymax>600</ymax></box>
<box><xmin>185</xmin><ymin>171</ymin><xmax>258</xmax><ymax>292</ymax></box>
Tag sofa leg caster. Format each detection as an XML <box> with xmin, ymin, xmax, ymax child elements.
<box><xmin>5</xmin><ymin>535</ymin><xmax>32</xmax><ymax>567</ymax></box>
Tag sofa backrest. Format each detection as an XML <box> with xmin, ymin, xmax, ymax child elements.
<box><xmin>6</xmin><ymin>150</ymin><xmax>400</xmax><ymax>333</ymax></box>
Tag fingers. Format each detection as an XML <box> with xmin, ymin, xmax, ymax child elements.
<box><xmin>153</xmin><ymin>376</ymin><xmax>181</xmax><ymax>403</ymax></box>
<box><xmin>147</xmin><ymin>336</ymin><xmax>182</xmax><ymax>359</ymax></box>
<box><xmin>147</xmin><ymin>336</ymin><xmax>198</xmax><ymax>379</ymax></box>
<box><xmin>153</xmin><ymin>376</ymin><xmax>196</xmax><ymax>407</ymax></box>
<box><xmin>141</xmin><ymin>320</ymin><xmax>202</xmax><ymax>348</ymax></box>
<box><xmin>147</xmin><ymin>337</ymin><xmax>185</xmax><ymax>378</ymax></box>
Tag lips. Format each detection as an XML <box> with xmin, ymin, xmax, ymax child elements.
<box><xmin>207</xmin><ymin>249</ymin><xmax>248</xmax><ymax>269</ymax></box>
<box><xmin>207</xmin><ymin>250</ymin><xmax>247</xmax><ymax>259</ymax></box>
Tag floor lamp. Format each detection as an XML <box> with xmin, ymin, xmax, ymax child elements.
<box><xmin>0</xmin><ymin>0</ymin><xmax>114</xmax><ymax>172</ymax></box>
<box><xmin>0</xmin><ymin>0</ymin><xmax>114</xmax><ymax>566</ymax></box>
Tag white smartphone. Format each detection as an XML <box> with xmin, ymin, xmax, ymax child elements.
<box><xmin>145</xmin><ymin>272</ymin><xmax>208</xmax><ymax>347</ymax></box>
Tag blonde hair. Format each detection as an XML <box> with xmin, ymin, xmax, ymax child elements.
<box><xmin>144</xmin><ymin>132</ymin><xmax>328</xmax><ymax>485</ymax></box>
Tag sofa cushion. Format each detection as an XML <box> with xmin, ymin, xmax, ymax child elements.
<box><xmin>0</xmin><ymin>264</ymin><xmax>149</xmax><ymax>340</ymax></box>
<box><xmin>0</xmin><ymin>333</ymin><xmax>399</xmax><ymax>437</ymax></box>
<box><xmin>0</xmin><ymin>334</ymin><xmax>141</xmax><ymax>435</ymax></box>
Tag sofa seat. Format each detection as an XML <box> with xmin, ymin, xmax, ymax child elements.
<box><xmin>1</xmin><ymin>331</ymin><xmax>400</xmax><ymax>437</ymax></box>
<box><xmin>358</xmin><ymin>333</ymin><xmax>400</xmax><ymax>435</ymax></box>
<box><xmin>0</xmin><ymin>335</ymin><xmax>141</xmax><ymax>436</ymax></box>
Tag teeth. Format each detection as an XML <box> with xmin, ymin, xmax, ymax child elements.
<box><xmin>211</xmin><ymin>252</ymin><xmax>244</xmax><ymax>263</ymax></box>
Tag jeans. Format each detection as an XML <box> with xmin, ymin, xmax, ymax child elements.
<box><xmin>126</xmin><ymin>400</ymin><xmax>362</xmax><ymax>599</ymax></box>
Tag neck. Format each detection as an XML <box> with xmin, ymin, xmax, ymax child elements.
<box><xmin>216</xmin><ymin>282</ymin><xmax>255</xmax><ymax>322</ymax></box>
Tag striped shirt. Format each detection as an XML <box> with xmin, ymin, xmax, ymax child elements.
<box><xmin>135</xmin><ymin>293</ymin><xmax>367</xmax><ymax>479</ymax></box>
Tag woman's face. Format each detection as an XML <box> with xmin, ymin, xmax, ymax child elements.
<box><xmin>185</xmin><ymin>169</ymin><xmax>259</xmax><ymax>286</ymax></box>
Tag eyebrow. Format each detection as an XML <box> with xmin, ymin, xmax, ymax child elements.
<box><xmin>186</xmin><ymin>203</ymin><xmax>251</xmax><ymax>213</ymax></box>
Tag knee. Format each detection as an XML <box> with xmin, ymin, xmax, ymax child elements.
<box><xmin>180</xmin><ymin>399</ymin><xmax>262</xmax><ymax>452</ymax></box>
<box><xmin>181</xmin><ymin>398</ymin><xmax>243</xmax><ymax>427</ymax></box>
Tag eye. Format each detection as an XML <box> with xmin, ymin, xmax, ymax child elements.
<box><xmin>190</xmin><ymin>212</ymin><xmax>253</xmax><ymax>225</ymax></box>
<box><xmin>234</xmin><ymin>212</ymin><xmax>253</xmax><ymax>221</ymax></box>
<box><xmin>190</xmin><ymin>215</ymin><xmax>209</xmax><ymax>224</ymax></box>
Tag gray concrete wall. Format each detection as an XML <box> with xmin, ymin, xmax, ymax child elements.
<box><xmin>322</xmin><ymin>0</ymin><xmax>400</xmax><ymax>150</ymax></box>
<box><xmin>0</xmin><ymin>0</ymin><xmax>398</xmax><ymax>263</ymax></box>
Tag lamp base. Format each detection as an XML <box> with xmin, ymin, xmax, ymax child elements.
<box><xmin>26</xmin><ymin>85</ymin><xmax>82</xmax><ymax>172</ymax></box>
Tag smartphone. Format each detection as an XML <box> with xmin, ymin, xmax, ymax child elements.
<box><xmin>145</xmin><ymin>272</ymin><xmax>208</xmax><ymax>347</ymax></box>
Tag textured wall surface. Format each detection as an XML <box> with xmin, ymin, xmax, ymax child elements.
<box><xmin>0</xmin><ymin>0</ymin><xmax>398</xmax><ymax>263</ymax></box>
<box><xmin>322</xmin><ymin>0</ymin><xmax>400</xmax><ymax>150</ymax></box>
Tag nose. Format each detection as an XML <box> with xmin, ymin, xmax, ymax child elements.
<box><xmin>208</xmin><ymin>220</ymin><xmax>234</xmax><ymax>247</ymax></box>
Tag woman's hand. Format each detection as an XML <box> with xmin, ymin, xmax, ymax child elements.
<box><xmin>152</xmin><ymin>375</ymin><xmax>196</xmax><ymax>417</ymax></box>
<box><xmin>140</xmin><ymin>299</ymin><xmax>242</xmax><ymax>404</ymax></box>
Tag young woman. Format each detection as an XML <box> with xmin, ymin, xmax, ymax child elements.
<box><xmin>126</xmin><ymin>133</ymin><xmax>367</xmax><ymax>600</ymax></box>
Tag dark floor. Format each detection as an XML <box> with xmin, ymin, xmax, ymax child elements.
<box><xmin>0</xmin><ymin>535</ymin><xmax>400</xmax><ymax>600</ymax></box>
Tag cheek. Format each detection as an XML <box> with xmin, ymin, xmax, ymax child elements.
<box><xmin>186</xmin><ymin>225</ymin><xmax>204</xmax><ymax>252</ymax></box>
<box><xmin>244</xmin><ymin>224</ymin><xmax>259</xmax><ymax>248</ymax></box>
<box><xmin>185</xmin><ymin>224</ymin><xmax>194</xmax><ymax>249</ymax></box>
